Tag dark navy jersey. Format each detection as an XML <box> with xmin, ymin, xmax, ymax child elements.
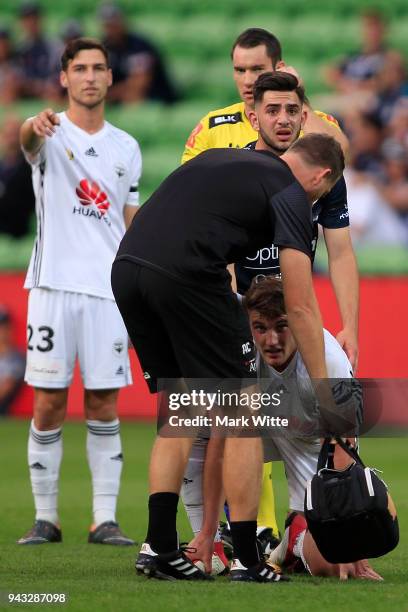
<box><xmin>236</xmin><ymin>141</ymin><xmax>349</xmax><ymax>294</ymax></box>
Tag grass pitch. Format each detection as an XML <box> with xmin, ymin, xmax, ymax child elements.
<box><xmin>0</xmin><ymin>419</ymin><xmax>406</xmax><ymax>612</ymax></box>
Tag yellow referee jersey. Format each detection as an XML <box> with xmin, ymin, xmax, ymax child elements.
<box><xmin>181</xmin><ymin>102</ymin><xmax>255</xmax><ymax>164</ymax></box>
<box><xmin>181</xmin><ymin>101</ymin><xmax>340</xmax><ymax>164</ymax></box>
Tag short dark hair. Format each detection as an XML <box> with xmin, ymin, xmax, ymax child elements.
<box><xmin>231</xmin><ymin>28</ymin><xmax>282</xmax><ymax>66</ymax></box>
<box><xmin>61</xmin><ymin>37</ymin><xmax>109</xmax><ymax>71</ymax></box>
<box><xmin>289</xmin><ymin>133</ymin><xmax>345</xmax><ymax>184</ymax></box>
<box><xmin>244</xmin><ymin>277</ymin><xmax>285</xmax><ymax>319</ymax></box>
<box><xmin>253</xmin><ymin>71</ymin><xmax>305</xmax><ymax>106</ymax></box>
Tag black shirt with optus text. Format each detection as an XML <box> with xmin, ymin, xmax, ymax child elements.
<box><xmin>115</xmin><ymin>148</ymin><xmax>313</xmax><ymax>292</ymax></box>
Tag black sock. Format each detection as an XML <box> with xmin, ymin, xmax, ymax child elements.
<box><xmin>145</xmin><ymin>492</ymin><xmax>179</xmax><ymax>553</ymax></box>
<box><xmin>230</xmin><ymin>520</ymin><xmax>260</xmax><ymax>568</ymax></box>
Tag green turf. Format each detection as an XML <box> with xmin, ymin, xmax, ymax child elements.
<box><xmin>0</xmin><ymin>420</ymin><xmax>406</xmax><ymax>611</ymax></box>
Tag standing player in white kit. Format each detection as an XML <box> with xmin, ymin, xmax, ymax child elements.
<box><xmin>18</xmin><ymin>38</ymin><xmax>142</xmax><ymax>545</ymax></box>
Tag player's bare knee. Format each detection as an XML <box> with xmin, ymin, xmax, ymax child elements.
<box><xmin>33</xmin><ymin>388</ymin><xmax>68</xmax><ymax>429</ymax></box>
<box><xmin>84</xmin><ymin>388</ymin><xmax>119</xmax><ymax>421</ymax></box>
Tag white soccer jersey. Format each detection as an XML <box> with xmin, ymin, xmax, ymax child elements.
<box><xmin>259</xmin><ymin>329</ymin><xmax>353</xmax><ymax>437</ymax></box>
<box><xmin>260</xmin><ymin>328</ymin><xmax>353</xmax><ymax>390</ymax></box>
<box><xmin>259</xmin><ymin>330</ymin><xmax>354</xmax><ymax>511</ymax></box>
<box><xmin>24</xmin><ymin>112</ymin><xmax>142</xmax><ymax>300</ymax></box>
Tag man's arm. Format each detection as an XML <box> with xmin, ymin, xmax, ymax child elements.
<box><xmin>123</xmin><ymin>204</ymin><xmax>140</xmax><ymax>229</ymax></box>
<box><xmin>280</xmin><ymin>246</ymin><xmax>356</xmax><ymax>433</ymax></box>
<box><xmin>108</xmin><ymin>70</ymin><xmax>153</xmax><ymax>104</ymax></box>
<box><xmin>20</xmin><ymin>108</ymin><xmax>60</xmax><ymax>160</ymax></box>
<box><xmin>323</xmin><ymin>226</ymin><xmax>359</xmax><ymax>371</ymax></box>
<box><xmin>123</xmin><ymin>141</ymin><xmax>142</xmax><ymax>228</ymax></box>
<box><xmin>227</xmin><ymin>263</ymin><xmax>237</xmax><ymax>293</ymax></box>
<box><xmin>279</xmin><ymin>248</ymin><xmax>327</xmax><ymax>379</ymax></box>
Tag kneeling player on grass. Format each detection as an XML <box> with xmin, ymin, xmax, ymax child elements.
<box><xmin>246</xmin><ymin>277</ymin><xmax>382</xmax><ymax>580</ymax></box>
<box><xmin>186</xmin><ymin>277</ymin><xmax>382</xmax><ymax>580</ymax></box>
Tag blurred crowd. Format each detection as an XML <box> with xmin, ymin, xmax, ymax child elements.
<box><xmin>0</xmin><ymin>114</ymin><xmax>35</xmax><ymax>238</ymax></box>
<box><xmin>324</xmin><ymin>10</ymin><xmax>408</xmax><ymax>247</ymax></box>
<box><xmin>0</xmin><ymin>4</ymin><xmax>407</xmax><ymax>248</ymax></box>
<box><xmin>0</xmin><ymin>1</ymin><xmax>179</xmax><ymax>106</ymax></box>
<box><xmin>0</xmin><ymin>1</ymin><xmax>180</xmax><ymax>240</ymax></box>
<box><xmin>0</xmin><ymin>305</ymin><xmax>25</xmax><ymax>416</ymax></box>
<box><xmin>0</xmin><ymin>2</ymin><xmax>179</xmax><ymax>104</ymax></box>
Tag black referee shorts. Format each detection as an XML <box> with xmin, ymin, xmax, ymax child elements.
<box><xmin>111</xmin><ymin>260</ymin><xmax>257</xmax><ymax>393</ymax></box>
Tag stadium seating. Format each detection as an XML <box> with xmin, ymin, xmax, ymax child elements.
<box><xmin>0</xmin><ymin>0</ymin><xmax>407</xmax><ymax>272</ymax></box>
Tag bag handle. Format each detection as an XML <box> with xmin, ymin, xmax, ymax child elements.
<box><xmin>334</xmin><ymin>436</ymin><xmax>365</xmax><ymax>468</ymax></box>
<box><xmin>317</xmin><ymin>436</ymin><xmax>365</xmax><ymax>471</ymax></box>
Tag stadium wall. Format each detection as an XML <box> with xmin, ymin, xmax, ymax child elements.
<box><xmin>2</xmin><ymin>273</ymin><xmax>407</xmax><ymax>419</ymax></box>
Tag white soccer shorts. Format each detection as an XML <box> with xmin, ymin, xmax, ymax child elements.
<box><xmin>25</xmin><ymin>288</ymin><xmax>132</xmax><ymax>389</ymax></box>
<box><xmin>263</xmin><ymin>435</ymin><xmax>321</xmax><ymax>513</ymax></box>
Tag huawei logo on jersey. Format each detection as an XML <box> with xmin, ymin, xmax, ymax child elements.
<box><xmin>75</xmin><ymin>179</ymin><xmax>110</xmax><ymax>215</ymax></box>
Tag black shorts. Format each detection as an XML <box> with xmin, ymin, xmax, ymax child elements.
<box><xmin>111</xmin><ymin>260</ymin><xmax>257</xmax><ymax>393</ymax></box>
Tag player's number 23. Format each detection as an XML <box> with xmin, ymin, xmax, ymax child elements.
<box><xmin>27</xmin><ymin>325</ymin><xmax>55</xmax><ymax>352</ymax></box>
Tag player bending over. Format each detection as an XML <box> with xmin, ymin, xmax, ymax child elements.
<box><xmin>246</xmin><ymin>277</ymin><xmax>381</xmax><ymax>580</ymax></box>
<box><xmin>182</xmin><ymin>277</ymin><xmax>382</xmax><ymax>580</ymax></box>
<box><xmin>113</xmin><ymin>134</ymin><xmax>345</xmax><ymax>582</ymax></box>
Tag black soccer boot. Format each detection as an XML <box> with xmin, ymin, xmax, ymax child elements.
<box><xmin>135</xmin><ymin>542</ymin><xmax>158</xmax><ymax>574</ymax></box>
<box><xmin>88</xmin><ymin>521</ymin><xmax>135</xmax><ymax>545</ymax></box>
<box><xmin>230</xmin><ymin>558</ymin><xmax>290</xmax><ymax>582</ymax></box>
<box><xmin>145</xmin><ymin>546</ymin><xmax>214</xmax><ymax>581</ymax></box>
<box><xmin>17</xmin><ymin>520</ymin><xmax>62</xmax><ymax>545</ymax></box>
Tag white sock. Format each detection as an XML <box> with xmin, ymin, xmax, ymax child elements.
<box><xmin>28</xmin><ymin>420</ymin><xmax>62</xmax><ymax>526</ymax></box>
<box><xmin>180</xmin><ymin>438</ymin><xmax>206</xmax><ymax>535</ymax></box>
<box><xmin>293</xmin><ymin>528</ymin><xmax>306</xmax><ymax>559</ymax></box>
<box><xmin>293</xmin><ymin>529</ymin><xmax>312</xmax><ymax>574</ymax></box>
<box><xmin>86</xmin><ymin>419</ymin><xmax>122</xmax><ymax>527</ymax></box>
